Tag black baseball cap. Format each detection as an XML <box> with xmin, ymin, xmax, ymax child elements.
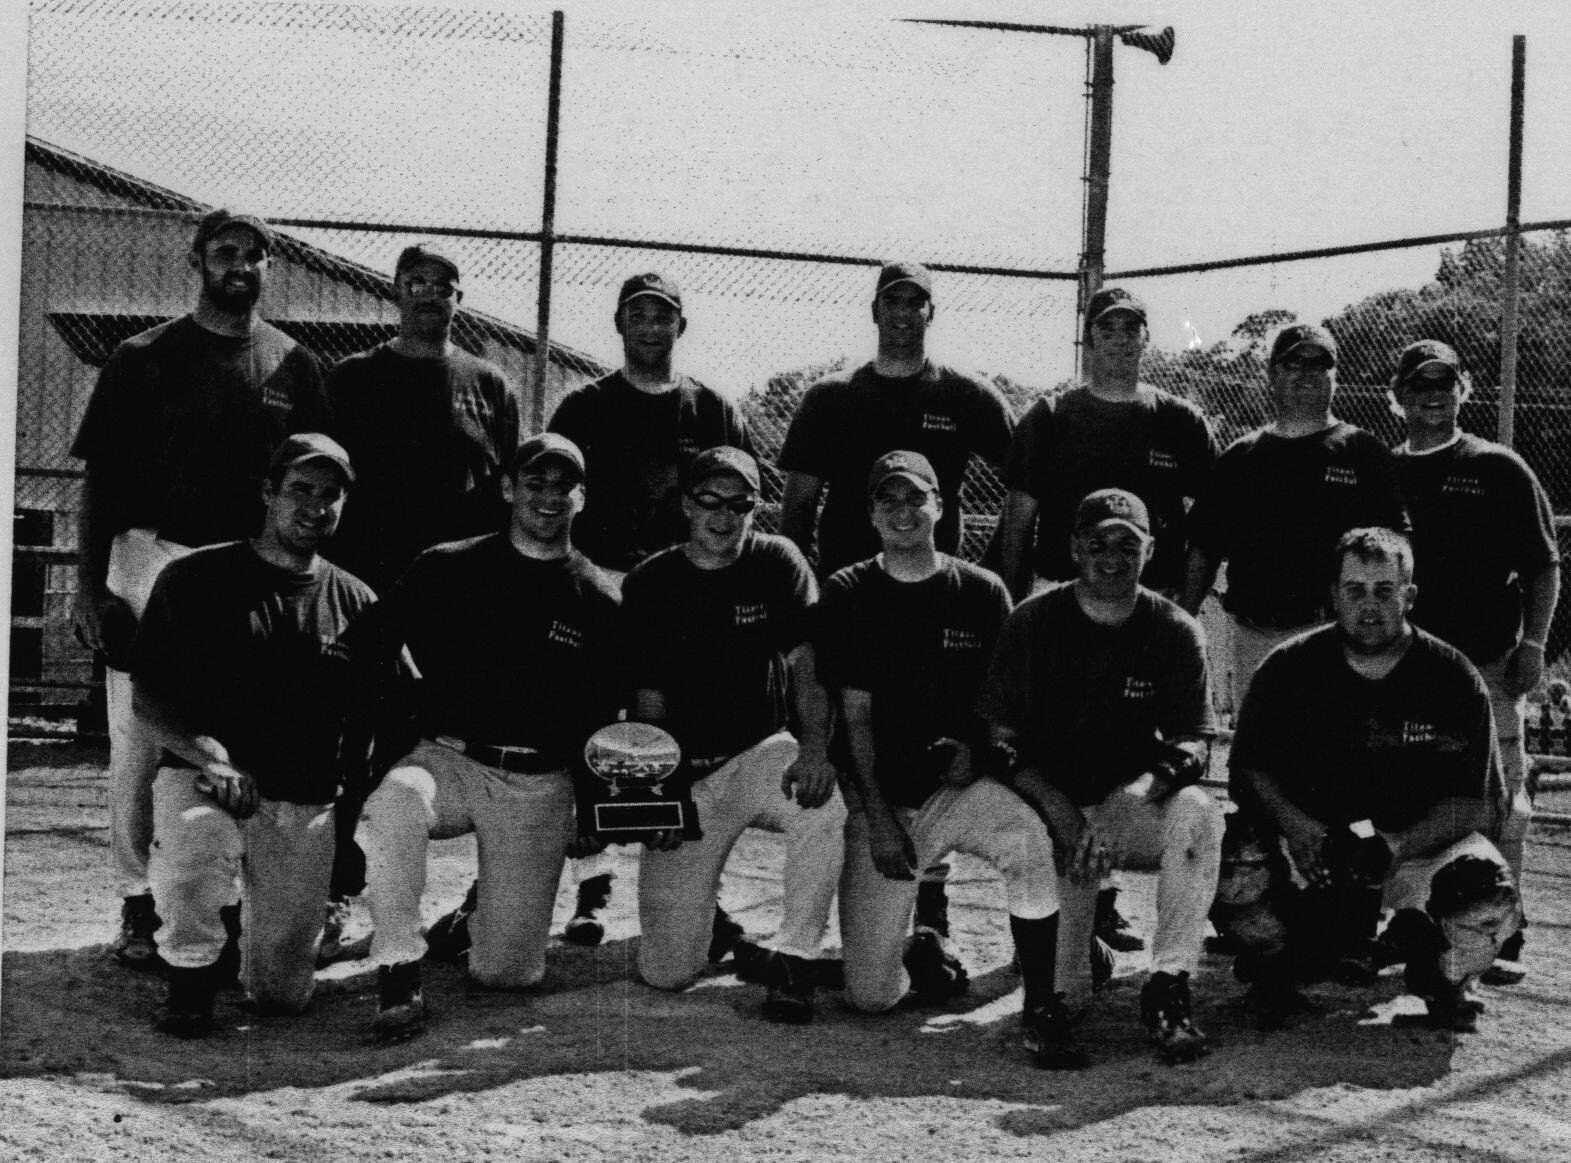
<box><xmin>617</xmin><ymin>272</ymin><xmax>683</xmax><ymax>312</ymax></box>
<box><xmin>268</xmin><ymin>433</ymin><xmax>355</xmax><ymax>484</ymax></box>
<box><xmin>1086</xmin><ymin>286</ymin><xmax>1147</xmax><ymax>327</ymax></box>
<box><xmin>1394</xmin><ymin>340</ymin><xmax>1462</xmax><ymax>385</ymax></box>
<box><xmin>1269</xmin><ymin>323</ymin><xmax>1338</xmax><ymax>367</ymax></box>
<box><xmin>1074</xmin><ymin>488</ymin><xmax>1151</xmax><ymax>538</ymax></box>
<box><xmin>684</xmin><ymin>446</ymin><xmax>761</xmax><ymax>493</ymax></box>
<box><xmin>510</xmin><ymin>432</ymin><xmax>586</xmax><ymax>480</ymax></box>
<box><xmin>396</xmin><ymin>242</ymin><xmax>461</xmax><ymax>281</ymax></box>
<box><xmin>192</xmin><ymin>209</ymin><xmax>273</xmax><ymax>254</ymax></box>
<box><xmin>867</xmin><ymin>450</ymin><xmax>939</xmax><ymax>497</ymax></box>
<box><xmin>875</xmin><ymin>261</ymin><xmax>933</xmax><ymax>301</ymax></box>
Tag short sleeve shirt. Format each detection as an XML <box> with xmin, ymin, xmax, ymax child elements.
<box><xmin>71</xmin><ymin>316</ymin><xmax>329</xmax><ymax>548</ymax></box>
<box><xmin>1004</xmin><ymin>385</ymin><xmax>1218</xmax><ymax>593</ymax></box>
<box><xmin>814</xmin><ymin>555</ymin><xmax>1011</xmax><ymax>808</ymax></box>
<box><xmin>1188</xmin><ymin>422</ymin><xmax>1410</xmax><ymax>626</ymax></box>
<box><xmin>548</xmin><ymin>372</ymin><xmax>754</xmax><ymax>572</ymax></box>
<box><xmin>1397</xmin><ymin>433</ymin><xmax>1558</xmax><ymax>664</ymax></box>
<box><xmin>129</xmin><ymin>542</ymin><xmax>377</xmax><ymax>804</ymax></box>
<box><xmin>621</xmin><ymin>532</ymin><xmax>816</xmax><ymax>765</ymax></box>
<box><xmin>325</xmin><ymin>344</ymin><xmax>521</xmax><ymax>593</ymax></box>
<box><xmin>777</xmin><ymin>362</ymin><xmax>1015</xmax><ymax>576</ymax></box>
<box><xmin>976</xmin><ymin>583</ymin><xmax>1217</xmax><ymax>806</ymax></box>
<box><xmin>371</xmin><ymin>535</ymin><xmax>623</xmax><ymax>765</ymax></box>
<box><xmin>1229</xmin><ymin>626</ymin><xmax>1501</xmax><ymax>833</ymax></box>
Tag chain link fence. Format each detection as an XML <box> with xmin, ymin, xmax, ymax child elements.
<box><xmin>16</xmin><ymin>1</ymin><xmax>1571</xmax><ymax>718</ymax></box>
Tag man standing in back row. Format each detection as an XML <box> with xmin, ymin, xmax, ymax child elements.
<box><xmin>777</xmin><ymin>261</ymin><xmax>1015</xmax><ymax>968</ymax></box>
<box><xmin>71</xmin><ymin>209</ymin><xmax>329</xmax><ymax>969</ymax></box>
<box><xmin>1181</xmin><ymin>323</ymin><xmax>1409</xmax><ymax>709</ymax></box>
<box><xmin>1389</xmin><ymin>340</ymin><xmax>1558</xmax><ymax>984</ymax></box>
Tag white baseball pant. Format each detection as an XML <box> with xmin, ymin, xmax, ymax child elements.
<box><xmin>1381</xmin><ymin>831</ymin><xmax>1517</xmax><ymax>985</ymax></box>
<box><xmin>148</xmin><ymin>769</ymin><xmax>334</xmax><ymax>1013</ymax></box>
<box><xmin>105</xmin><ymin>529</ymin><xmax>193</xmax><ymax>897</ymax></box>
<box><xmin>638</xmin><ymin>730</ymin><xmax>847</xmax><ymax>990</ymax></box>
<box><xmin>364</xmin><ymin>739</ymin><xmax>573</xmax><ymax>990</ymax></box>
<box><xmin>1476</xmin><ymin>652</ymin><xmax>1530</xmax><ymax>924</ymax></box>
<box><xmin>841</xmin><ymin>777</ymin><xmax>1059</xmax><ymax>1014</ymax></box>
<box><xmin>1053</xmin><ymin>782</ymin><xmax>1224</xmax><ymax>1007</ymax></box>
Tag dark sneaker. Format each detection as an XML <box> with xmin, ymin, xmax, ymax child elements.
<box><xmin>312</xmin><ymin>892</ymin><xmax>353</xmax><ymax>968</ymax></box>
<box><xmin>1024</xmin><ymin>995</ymin><xmax>1088</xmax><ymax>1070</ymax></box>
<box><xmin>113</xmin><ymin>894</ymin><xmax>164</xmax><ymax>971</ymax></box>
<box><xmin>1096</xmin><ymin>887</ymin><xmax>1146</xmax><ymax>953</ymax></box>
<box><xmin>425</xmin><ymin>881</ymin><xmax>479</xmax><ymax>962</ymax></box>
<box><xmin>374</xmin><ymin>960</ymin><xmax>427</xmax><ymax>1041</ymax></box>
<box><xmin>707</xmin><ymin>905</ymin><xmax>744</xmax><ymax>963</ymax></box>
<box><xmin>730</xmin><ymin>938</ymin><xmax>777</xmax><ymax>984</ymax></box>
<box><xmin>1141</xmin><ymin>971</ymin><xmax>1210</xmax><ymax>1063</ymax></box>
<box><xmin>1204</xmin><ymin>931</ymin><xmax>1242</xmax><ymax>957</ymax></box>
<box><xmin>762</xmin><ymin>955</ymin><xmax>816</xmax><ymax>1025</ymax></box>
<box><xmin>1421</xmin><ymin>981</ymin><xmax>1487</xmax><ymax>1032</ymax></box>
<box><xmin>156</xmin><ymin>964</ymin><xmax>217</xmax><ymax>1039</ymax></box>
<box><xmin>1481</xmin><ymin>930</ymin><xmax>1526</xmax><ymax>986</ymax></box>
<box><xmin>564</xmin><ymin>874</ymin><xmax>613</xmax><ymax>948</ymax></box>
<box><xmin>903</xmin><ymin>926</ymin><xmax>970</xmax><ymax>1006</ymax></box>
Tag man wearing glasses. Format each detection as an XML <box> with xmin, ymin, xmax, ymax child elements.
<box><xmin>622</xmin><ymin>446</ymin><xmax>845</xmax><ymax>1023</ymax></box>
<box><xmin>1181</xmin><ymin>323</ymin><xmax>1410</xmax><ymax>709</ymax></box>
<box><xmin>1390</xmin><ymin>340</ymin><xmax>1559</xmax><ymax>985</ymax></box>
<box><xmin>323</xmin><ymin>242</ymin><xmax>521</xmax><ymax>958</ymax></box>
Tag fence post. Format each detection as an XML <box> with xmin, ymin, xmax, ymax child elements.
<box><xmin>532</xmin><ymin>10</ymin><xmax>565</xmax><ymax>434</ymax></box>
<box><xmin>1077</xmin><ymin>25</ymin><xmax>1115</xmax><ymax>376</ymax></box>
<box><xmin>1499</xmin><ymin>34</ymin><xmax>1525</xmax><ymax>448</ymax></box>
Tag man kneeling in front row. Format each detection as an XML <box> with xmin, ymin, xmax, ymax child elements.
<box><xmin>1221</xmin><ymin>526</ymin><xmax>1518</xmax><ymax>1032</ymax></box>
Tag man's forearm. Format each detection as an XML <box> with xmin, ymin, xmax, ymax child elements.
<box><xmin>997</xmin><ymin>490</ymin><xmax>1038</xmax><ymax>602</ymax></box>
<box><xmin>779</xmin><ymin>472</ymin><xmax>822</xmax><ymax>558</ymax></box>
<box><xmin>1178</xmin><ymin>545</ymin><xmax>1218</xmax><ymax>616</ymax></box>
<box><xmin>1522</xmin><ymin>562</ymin><xmax>1559</xmax><ymax>645</ymax></box>
<box><xmin>76</xmin><ymin>472</ymin><xmax>114</xmax><ymax>598</ymax></box>
<box><xmin>788</xmin><ymin>643</ymin><xmax>832</xmax><ymax>758</ymax></box>
<box><xmin>132</xmin><ymin>681</ymin><xmax>234</xmax><ymax>772</ymax></box>
<box><xmin>1386</xmin><ymin>797</ymin><xmax>1490</xmax><ymax>864</ymax></box>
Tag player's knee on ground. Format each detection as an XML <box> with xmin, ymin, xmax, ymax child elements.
<box><xmin>636</xmin><ymin>946</ymin><xmax>704</xmax><ymax>993</ymax></box>
<box><xmin>844</xmin><ymin>966</ymin><xmax>906</xmax><ymax>1014</ymax></box>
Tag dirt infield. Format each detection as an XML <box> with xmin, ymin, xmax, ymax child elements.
<box><xmin>5</xmin><ymin>741</ymin><xmax>1571</xmax><ymax>1162</ymax></box>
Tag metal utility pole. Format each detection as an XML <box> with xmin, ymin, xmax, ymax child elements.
<box><xmin>901</xmin><ymin>21</ymin><xmax>1172</xmax><ymax>374</ymax></box>
<box><xmin>1499</xmin><ymin>34</ymin><xmax>1525</xmax><ymax>448</ymax></box>
<box><xmin>533</xmin><ymin>10</ymin><xmax>565</xmax><ymax>434</ymax></box>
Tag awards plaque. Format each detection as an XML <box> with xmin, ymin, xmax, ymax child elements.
<box><xmin>583</xmin><ymin>722</ymin><xmax>696</xmax><ymax>841</ymax></box>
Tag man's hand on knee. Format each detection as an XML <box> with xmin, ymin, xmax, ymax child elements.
<box><xmin>196</xmin><ymin>763</ymin><xmax>259</xmax><ymax>820</ymax></box>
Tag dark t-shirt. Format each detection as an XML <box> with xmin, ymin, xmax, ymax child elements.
<box><xmin>1397</xmin><ymin>433</ymin><xmax>1558</xmax><ymax>665</ymax></box>
<box><xmin>976</xmin><ymin>583</ymin><xmax>1217</xmax><ymax>806</ymax></box>
<box><xmin>370</xmin><ymin>534</ymin><xmax>622</xmax><ymax>767</ymax></box>
<box><xmin>1229</xmin><ymin>626</ymin><xmax>1500</xmax><ymax>833</ymax></box>
<box><xmin>129</xmin><ymin>541</ymin><xmax>376</xmax><ymax>804</ymax></box>
<box><xmin>71</xmin><ymin>316</ymin><xmax>329</xmax><ymax>548</ymax></box>
<box><xmin>325</xmin><ymin>344</ymin><xmax>521</xmax><ymax>593</ymax></box>
<box><xmin>814</xmin><ymin>555</ymin><xmax>1011</xmax><ymax>808</ymax></box>
<box><xmin>777</xmin><ymin>361</ymin><xmax>1015</xmax><ymax>576</ymax></box>
<box><xmin>1004</xmin><ymin>385</ymin><xmax>1218</xmax><ymax>593</ymax></box>
<box><xmin>622</xmin><ymin>532</ymin><xmax>816</xmax><ymax>766</ymax></box>
<box><xmin>1188</xmin><ymin>422</ymin><xmax>1410</xmax><ymax>626</ymax></box>
<box><xmin>547</xmin><ymin>372</ymin><xmax>754</xmax><ymax>572</ymax></box>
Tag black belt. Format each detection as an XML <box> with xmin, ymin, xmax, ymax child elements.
<box><xmin>434</xmin><ymin>736</ymin><xmax>562</xmax><ymax>775</ymax></box>
<box><xmin>1229</xmin><ymin>603</ymin><xmax>1326</xmax><ymax>632</ymax></box>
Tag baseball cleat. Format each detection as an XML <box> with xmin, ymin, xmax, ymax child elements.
<box><xmin>707</xmin><ymin>905</ymin><xmax>745</xmax><ymax>963</ymax></box>
<box><xmin>1141</xmin><ymin>971</ymin><xmax>1210</xmax><ymax>1063</ymax></box>
<box><xmin>214</xmin><ymin>902</ymin><xmax>243</xmax><ymax>990</ymax></box>
<box><xmin>1090</xmin><ymin>935</ymin><xmax>1116</xmax><ymax>993</ymax></box>
<box><xmin>374</xmin><ymin>960</ymin><xmax>428</xmax><ymax>1041</ymax></box>
<box><xmin>1480</xmin><ymin>931</ymin><xmax>1526</xmax><ymax>986</ymax></box>
<box><xmin>425</xmin><ymin>881</ymin><xmax>478</xmax><ymax>962</ymax></box>
<box><xmin>1095</xmin><ymin>887</ymin><xmax>1146</xmax><ymax>953</ymax></box>
<box><xmin>113</xmin><ymin>894</ymin><xmax>164</xmax><ymax>971</ymax></box>
<box><xmin>914</xmin><ymin>878</ymin><xmax>952</xmax><ymax>938</ymax></box>
<box><xmin>762</xmin><ymin>955</ymin><xmax>816</xmax><ymax>1024</ymax></box>
<box><xmin>317</xmin><ymin>895</ymin><xmax>357</xmax><ymax>966</ymax></box>
<box><xmin>902</xmin><ymin>926</ymin><xmax>970</xmax><ymax>1006</ymax></box>
<box><xmin>1418</xmin><ymin>982</ymin><xmax>1486</xmax><ymax>1033</ymax></box>
<box><xmin>563</xmin><ymin>874</ymin><xmax>613</xmax><ymax>948</ymax></box>
<box><xmin>1024</xmin><ymin>995</ymin><xmax>1087</xmax><ymax>1070</ymax></box>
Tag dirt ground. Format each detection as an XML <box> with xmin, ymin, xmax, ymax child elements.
<box><xmin>4</xmin><ymin>740</ymin><xmax>1571</xmax><ymax>1162</ymax></box>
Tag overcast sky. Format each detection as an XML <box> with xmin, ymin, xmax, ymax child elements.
<box><xmin>6</xmin><ymin>0</ymin><xmax>1571</xmax><ymax>398</ymax></box>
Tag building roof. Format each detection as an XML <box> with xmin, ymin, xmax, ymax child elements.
<box><xmin>25</xmin><ymin>136</ymin><xmax>608</xmax><ymax>374</ymax></box>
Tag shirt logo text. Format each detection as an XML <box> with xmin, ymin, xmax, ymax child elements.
<box><xmin>943</xmin><ymin>628</ymin><xmax>981</xmax><ymax>650</ymax></box>
<box><xmin>734</xmin><ymin>603</ymin><xmax>768</xmax><ymax>626</ymax></box>
<box><xmin>923</xmin><ymin>412</ymin><xmax>958</xmax><ymax>433</ymax></box>
<box><xmin>548</xmin><ymin>621</ymin><xmax>583</xmax><ymax>649</ymax></box>
<box><xmin>1325</xmin><ymin>466</ymin><xmax>1358</xmax><ymax>487</ymax></box>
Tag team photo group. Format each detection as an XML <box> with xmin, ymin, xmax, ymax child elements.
<box><xmin>71</xmin><ymin>207</ymin><xmax>1549</xmax><ymax>1071</ymax></box>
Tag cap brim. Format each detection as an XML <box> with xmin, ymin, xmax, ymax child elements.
<box><xmin>877</xmin><ymin>277</ymin><xmax>931</xmax><ymax>298</ymax></box>
<box><xmin>619</xmin><ymin>290</ymin><xmax>681</xmax><ymax>310</ymax></box>
<box><xmin>1282</xmin><ymin>341</ymin><xmax>1335</xmax><ymax>364</ymax></box>
<box><xmin>520</xmin><ymin>451</ymin><xmax>585</xmax><ymax>479</ymax></box>
<box><xmin>283</xmin><ymin>454</ymin><xmax>354</xmax><ymax>483</ymax></box>
<box><xmin>1092</xmin><ymin>305</ymin><xmax>1145</xmax><ymax>325</ymax></box>
<box><xmin>871</xmin><ymin>470</ymin><xmax>937</xmax><ymax>495</ymax></box>
<box><xmin>1077</xmin><ymin>517</ymin><xmax>1149</xmax><ymax>539</ymax></box>
<box><xmin>1400</xmin><ymin>359</ymin><xmax>1457</xmax><ymax>383</ymax></box>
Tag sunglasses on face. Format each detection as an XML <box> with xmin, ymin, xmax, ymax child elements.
<box><xmin>690</xmin><ymin>490</ymin><xmax>757</xmax><ymax>516</ymax></box>
<box><xmin>402</xmin><ymin>277</ymin><xmax>459</xmax><ymax>299</ymax></box>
